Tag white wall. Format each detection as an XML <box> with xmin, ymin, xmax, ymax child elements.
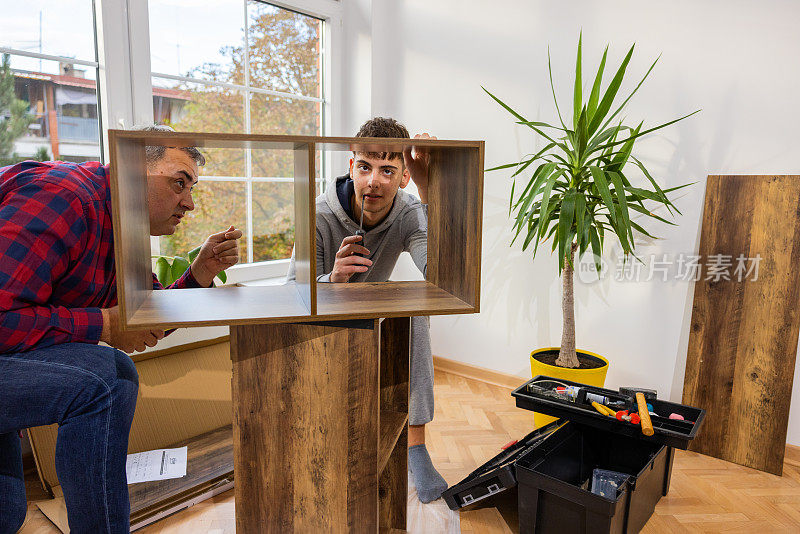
<box><xmin>363</xmin><ymin>0</ymin><xmax>800</xmax><ymax>443</ymax></box>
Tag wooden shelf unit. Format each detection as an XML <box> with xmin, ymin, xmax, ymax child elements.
<box><xmin>107</xmin><ymin>130</ymin><xmax>483</xmax><ymax>329</ymax></box>
<box><xmin>107</xmin><ymin>130</ymin><xmax>485</xmax><ymax>532</ymax></box>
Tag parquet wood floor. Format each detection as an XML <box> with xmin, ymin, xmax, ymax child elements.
<box><xmin>19</xmin><ymin>369</ymin><xmax>800</xmax><ymax>533</ymax></box>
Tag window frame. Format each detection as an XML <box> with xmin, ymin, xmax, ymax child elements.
<box><xmin>98</xmin><ymin>0</ymin><xmax>342</xmax><ymax>281</ymax></box>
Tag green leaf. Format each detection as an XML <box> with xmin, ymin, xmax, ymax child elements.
<box><xmin>515</xmin><ymin>162</ymin><xmax>556</xmax><ymax>219</ymax></box>
<box><xmin>609</xmin><ymin>122</ymin><xmax>641</xmax><ymax>171</ymax></box>
<box><xmin>587</xmin><ymin>45</ymin><xmax>608</xmax><ymax>120</ymax></box>
<box><xmin>574</xmin><ymin>31</ymin><xmax>583</xmax><ymax>131</ymax></box>
<box><xmin>522</xmin><ymin>219</ymin><xmax>540</xmax><ymax>250</ymax></box>
<box><xmin>516</xmin><ymin>121</ymin><xmax>570</xmax><ymax>153</ymax></box>
<box><xmin>486</xmin><ymin>161</ymin><xmax>525</xmax><ymax>172</ymax></box>
<box><xmin>625</xmin><ymin>185</ymin><xmax>673</xmax><ymax>206</ymax></box>
<box><xmin>558</xmin><ymin>191</ymin><xmax>577</xmax><ymax>271</ymax></box>
<box><xmin>630</xmin><ymin>156</ymin><xmax>689</xmax><ymax>215</ymax></box>
<box><xmin>589</xmin><ymin>166</ymin><xmax>617</xmax><ymax>226</ymax></box>
<box><xmin>536</xmin><ymin>169</ymin><xmax>564</xmax><ymax>238</ymax></box>
<box><xmin>509</xmin><ymin>180</ymin><xmax>515</xmax><ymax>215</ymax></box>
<box><xmin>216</xmin><ymin>271</ymin><xmax>227</xmax><ymax>284</ymax></box>
<box><xmin>482</xmin><ymin>86</ymin><xmax>528</xmax><ymax>123</ymax></box>
<box><xmin>547</xmin><ymin>47</ymin><xmax>568</xmax><ymax>129</ymax></box>
<box><xmin>512</xmin><ymin>163</ymin><xmax>545</xmax><ymax>210</ymax></box>
<box><xmin>188</xmin><ymin>246</ymin><xmax>201</xmax><ymax>263</ymax></box>
<box><xmin>626</xmin><ymin>202</ymin><xmax>676</xmax><ymax>225</ymax></box>
<box><xmin>576</xmin><ymin>105</ymin><xmax>589</xmax><ymax>157</ymax></box>
<box><xmin>155</xmin><ymin>257</ymin><xmax>170</xmax><ymax>287</ymax></box>
<box><xmin>596</xmin><ymin>55</ymin><xmax>661</xmax><ymax>135</ymax></box>
<box><xmin>170</xmin><ymin>256</ymin><xmax>190</xmax><ymax>287</ymax></box>
<box><xmin>584</xmin><ymin>123</ymin><xmax>622</xmax><ymax>158</ymax></box>
<box><xmin>629</xmin><ymin>219</ymin><xmax>658</xmax><ymax>239</ymax></box>
<box><xmin>510</xmin><ymin>155</ymin><xmax>537</xmax><ymax>178</ymax></box>
<box><xmin>587</xmin><ymin>44</ymin><xmax>635</xmax><ymax>136</ymax></box>
<box><xmin>609</xmin><ymin>171</ymin><xmax>633</xmax><ymax>247</ymax></box>
<box><xmin>541</xmin><ymin>152</ymin><xmax>572</xmax><ymax>167</ymax></box>
<box><xmin>575</xmin><ymin>194</ymin><xmax>586</xmax><ymax>255</ymax></box>
<box><xmin>589</xmin><ymin>225</ymin><xmax>603</xmax><ymax>277</ymax></box>
<box><xmin>591</xmin><ymin>110</ymin><xmax>702</xmax><ymax>154</ymax></box>
<box><xmin>514</xmin><ymin>121</ymin><xmax>568</xmax><ymax>132</ymax></box>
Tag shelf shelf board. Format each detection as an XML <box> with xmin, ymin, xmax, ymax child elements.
<box><xmin>316</xmin><ymin>281</ymin><xmax>474</xmax><ymax>319</ymax></box>
<box><xmin>379</xmin><ymin>410</ymin><xmax>409</xmax><ymax>475</ymax></box>
<box><xmin>126</xmin><ymin>281</ymin><xmax>474</xmax><ymax>329</ymax></box>
<box><xmin>127</xmin><ymin>283</ymin><xmax>312</xmax><ymax>329</ymax></box>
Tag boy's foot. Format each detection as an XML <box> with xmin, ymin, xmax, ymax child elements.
<box><xmin>409</xmin><ymin>444</ymin><xmax>448</xmax><ymax>503</ymax></box>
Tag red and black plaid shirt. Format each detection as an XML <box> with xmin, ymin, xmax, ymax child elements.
<box><xmin>0</xmin><ymin>160</ymin><xmax>202</xmax><ymax>353</ymax></box>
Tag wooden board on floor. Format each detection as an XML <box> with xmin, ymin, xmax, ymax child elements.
<box><xmin>129</xmin><ymin>425</ymin><xmax>234</xmax><ymax>524</ymax></box>
<box><xmin>683</xmin><ymin>175</ymin><xmax>800</xmax><ymax>475</ymax></box>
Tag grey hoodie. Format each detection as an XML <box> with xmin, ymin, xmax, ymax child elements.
<box><xmin>287</xmin><ymin>174</ymin><xmax>427</xmax><ymax>282</ymax></box>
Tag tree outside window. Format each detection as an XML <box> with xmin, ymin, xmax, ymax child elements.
<box><xmin>151</xmin><ymin>1</ymin><xmax>324</xmax><ymax>266</ymax></box>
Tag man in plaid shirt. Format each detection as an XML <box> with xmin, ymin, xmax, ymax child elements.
<box><xmin>0</xmin><ymin>125</ymin><xmax>241</xmax><ymax>533</ymax></box>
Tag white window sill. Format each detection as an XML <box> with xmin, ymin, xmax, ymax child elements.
<box><xmin>222</xmin><ymin>258</ymin><xmax>291</xmax><ymax>285</ymax></box>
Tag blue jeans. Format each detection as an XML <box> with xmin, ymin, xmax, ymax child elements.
<box><xmin>0</xmin><ymin>343</ymin><xmax>139</xmax><ymax>534</ymax></box>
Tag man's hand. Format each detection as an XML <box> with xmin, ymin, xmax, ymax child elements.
<box><xmin>101</xmin><ymin>306</ymin><xmax>165</xmax><ymax>353</ymax></box>
<box><xmin>190</xmin><ymin>225</ymin><xmax>243</xmax><ymax>287</ymax></box>
<box><xmin>403</xmin><ymin>133</ymin><xmax>436</xmax><ymax>204</ymax></box>
<box><xmin>330</xmin><ymin>235</ymin><xmax>372</xmax><ymax>283</ymax></box>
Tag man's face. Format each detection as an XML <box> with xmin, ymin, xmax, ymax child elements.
<box><xmin>146</xmin><ymin>148</ymin><xmax>198</xmax><ymax>236</ymax></box>
<box><xmin>349</xmin><ymin>153</ymin><xmax>410</xmax><ymax>224</ymax></box>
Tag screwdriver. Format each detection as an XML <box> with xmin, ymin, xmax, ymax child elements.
<box><xmin>354</xmin><ymin>194</ymin><xmax>366</xmax><ymax>257</ymax></box>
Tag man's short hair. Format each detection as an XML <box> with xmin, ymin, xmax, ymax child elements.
<box><xmin>130</xmin><ymin>124</ymin><xmax>206</xmax><ymax>167</ymax></box>
<box><xmin>354</xmin><ymin>117</ymin><xmax>409</xmax><ymax>162</ymax></box>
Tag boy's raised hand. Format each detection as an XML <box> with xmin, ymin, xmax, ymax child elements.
<box><xmin>403</xmin><ymin>133</ymin><xmax>436</xmax><ymax>203</ymax></box>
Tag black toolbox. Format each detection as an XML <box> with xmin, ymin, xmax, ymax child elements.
<box><xmin>442</xmin><ymin>420</ymin><xmax>566</xmax><ymax>511</ymax></box>
<box><xmin>443</xmin><ymin>375</ymin><xmax>704</xmax><ymax>534</ymax></box>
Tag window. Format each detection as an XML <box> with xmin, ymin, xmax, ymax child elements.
<box><xmin>2</xmin><ymin>0</ymin><xmax>341</xmax><ymax>283</ymax></box>
<box><xmin>0</xmin><ymin>1</ymin><xmax>101</xmax><ymax>166</ymax></box>
<box><xmin>148</xmin><ymin>0</ymin><xmax>326</xmax><ymax>267</ymax></box>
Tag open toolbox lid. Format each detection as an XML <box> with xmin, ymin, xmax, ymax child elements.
<box><xmin>512</xmin><ymin>375</ymin><xmax>705</xmax><ymax>450</ymax></box>
<box><xmin>442</xmin><ymin>420</ymin><xmax>566</xmax><ymax>511</ymax></box>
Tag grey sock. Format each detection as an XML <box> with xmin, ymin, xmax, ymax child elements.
<box><xmin>408</xmin><ymin>444</ymin><xmax>448</xmax><ymax>503</ymax></box>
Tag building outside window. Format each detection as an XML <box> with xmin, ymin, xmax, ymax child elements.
<box><xmin>0</xmin><ymin>1</ymin><xmax>101</xmax><ymax>165</ymax></box>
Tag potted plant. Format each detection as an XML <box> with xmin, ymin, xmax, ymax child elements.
<box><xmin>485</xmin><ymin>35</ymin><xmax>698</xmax><ymax>394</ymax></box>
<box><xmin>153</xmin><ymin>245</ymin><xmax>228</xmax><ymax>287</ymax></box>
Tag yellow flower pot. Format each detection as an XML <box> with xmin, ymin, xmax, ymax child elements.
<box><xmin>530</xmin><ymin>347</ymin><xmax>610</xmax><ymax>428</ymax></box>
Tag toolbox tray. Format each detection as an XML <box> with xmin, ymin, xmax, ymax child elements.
<box><xmin>512</xmin><ymin>375</ymin><xmax>705</xmax><ymax>450</ymax></box>
<box><xmin>442</xmin><ymin>420</ymin><xmax>565</xmax><ymax>511</ymax></box>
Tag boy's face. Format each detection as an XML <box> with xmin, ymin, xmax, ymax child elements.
<box><xmin>349</xmin><ymin>153</ymin><xmax>410</xmax><ymax>224</ymax></box>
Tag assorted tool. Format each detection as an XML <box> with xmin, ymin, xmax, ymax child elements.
<box><xmin>526</xmin><ymin>379</ymin><xmax>695</xmax><ymax>436</ymax></box>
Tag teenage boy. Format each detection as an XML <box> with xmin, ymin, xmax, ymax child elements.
<box><xmin>287</xmin><ymin>117</ymin><xmax>447</xmax><ymax>502</ymax></box>
<box><xmin>0</xmin><ymin>125</ymin><xmax>241</xmax><ymax>533</ymax></box>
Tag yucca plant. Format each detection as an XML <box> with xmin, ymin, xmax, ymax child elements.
<box><xmin>484</xmin><ymin>35</ymin><xmax>699</xmax><ymax>368</ymax></box>
<box><xmin>152</xmin><ymin>245</ymin><xmax>227</xmax><ymax>287</ymax></box>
